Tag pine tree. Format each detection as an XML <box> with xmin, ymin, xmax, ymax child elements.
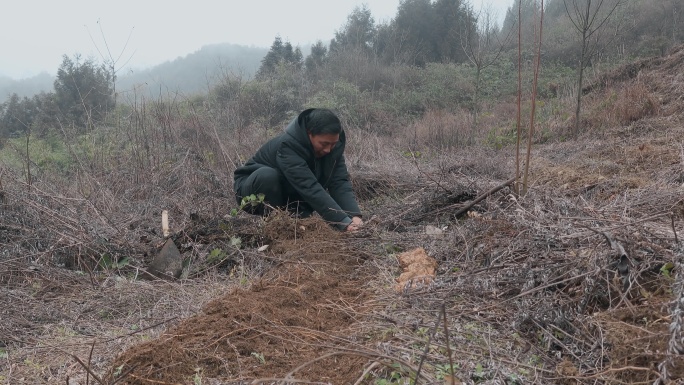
<box><xmin>53</xmin><ymin>54</ymin><xmax>114</xmax><ymax>130</ymax></box>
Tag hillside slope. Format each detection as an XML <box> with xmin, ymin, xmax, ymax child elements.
<box><xmin>1</xmin><ymin>46</ymin><xmax>683</xmax><ymax>384</ymax></box>
<box><xmin>94</xmin><ymin>44</ymin><xmax>684</xmax><ymax>384</ymax></box>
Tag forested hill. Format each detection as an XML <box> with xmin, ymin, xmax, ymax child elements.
<box><xmin>116</xmin><ymin>43</ymin><xmax>269</xmax><ymax>97</ymax></box>
<box><xmin>0</xmin><ymin>43</ymin><xmax>268</xmax><ymax>100</ymax></box>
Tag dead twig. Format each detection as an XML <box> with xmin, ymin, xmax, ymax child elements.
<box><xmin>672</xmin><ymin>214</ymin><xmax>679</xmax><ymax>243</ymax></box>
<box><xmin>549</xmin><ymin>365</ymin><xmax>661</xmax><ymax>381</ymax></box>
<box><xmin>108</xmin><ymin>364</ymin><xmax>138</xmax><ymax>385</ymax></box>
<box><xmin>414</xmin><ymin>305</ymin><xmax>444</xmax><ymax>385</ymax></box>
<box><xmin>126</xmin><ymin>373</ymin><xmax>182</xmax><ymax>384</ymax></box>
<box><xmin>86</xmin><ymin>340</ymin><xmax>95</xmax><ymax>385</ymax></box>
<box><xmin>353</xmin><ymin>361</ymin><xmax>380</xmax><ymax>385</ymax></box>
<box><xmin>253</xmin><ymin>378</ymin><xmax>330</xmax><ymax>385</ymax></box>
<box><xmin>280</xmin><ymin>352</ymin><xmax>342</xmax><ymax>384</ymax></box>
<box><xmin>441</xmin><ymin>303</ymin><xmax>456</xmax><ymax>385</ymax></box>
<box><xmin>453</xmin><ymin>175</ymin><xmax>517</xmax><ymax>218</ymax></box>
<box><xmin>103</xmin><ymin>316</ymin><xmax>178</xmax><ymax>343</ymax></box>
<box><xmin>71</xmin><ymin>353</ymin><xmax>104</xmax><ymax>385</ymax></box>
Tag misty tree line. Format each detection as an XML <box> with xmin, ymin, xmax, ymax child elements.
<box><xmin>0</xmin><ymin>55</ymin><xmax>113</xmax><ymax>138</ymax></box>
<box><xmin>257</xmin><ymin>0</ymin><xmax>681</xmax><ymax>75</ymax></box>
<box><xmin>1</xmin><ymin>0</ymin><xmax>681</xmax><ymax>139</ymax></box>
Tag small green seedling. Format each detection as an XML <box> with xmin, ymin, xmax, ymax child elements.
<box><xmin>660</xmin><ymin>262</ymin><xmax>674</xmax><ymax>278</ymax></box>
<box><xmin>251</xmin><ymin>352</ymin><xmax>265</xmax><ymax>364</ymax></box>
<box><xmin>434</xmin><ymin>362</ymin><xmax>458</xmax><ymax>380</ymax></box>
<box><xmin>98</xmin><ymin>254</ymin><xmax>130</xmax><ymax>270</ymax></box>
<box><xmin>231</xmin><ymin>193</ymin><xmax>265</xmax><ymax>216</ymax></box>
<box><xmin>193</xmin><ymin>367</ymin><xmax>202</xmax><ymax>385</ymax></box>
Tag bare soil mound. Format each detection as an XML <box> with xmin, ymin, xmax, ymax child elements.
<box><xmin>108</xmin><ymin>215</ymin><xmax>374</xmax><ymax>384</ymax></box>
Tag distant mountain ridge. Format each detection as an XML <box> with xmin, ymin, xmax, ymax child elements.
<box><xmin>0</xmin><ymin>72</ymin><xmax>54</xmax><ymax>99</ymax></box>
<box><xmin>0</xmin><ymin>43</ymin><xmax>269</xmax><ymax>101</ymax></box>
<box><xmin>117</xmin><ymin>43</ymin><xmax>268</xmax><ymax>98</ymax></box>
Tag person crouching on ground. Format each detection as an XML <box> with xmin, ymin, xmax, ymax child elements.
<box><xmin>233</xmin><ymin>108</ymin><xmax>363</xmax><ymax>232</ymax></box>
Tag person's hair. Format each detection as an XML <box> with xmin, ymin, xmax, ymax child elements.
<box><xmin>304</xmin><ymin>108</ymin><xmax>342</xmax><ymax>135</ymax></box>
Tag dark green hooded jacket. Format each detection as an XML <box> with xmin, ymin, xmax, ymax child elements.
<box><xmin>234</xmin><ymin>109</ymin><xmax>361</xmax><ymax>230</ymax></box>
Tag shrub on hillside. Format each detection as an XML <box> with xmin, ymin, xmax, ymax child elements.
<box><xmin>418</xmin><ymin>63</ymin><xmax>475</xmax><ymax>110</ymax></box>
<box><xmin>238</xmin><ymin>78</ymin><xmax>302</xmax><ymax>129</ymax></box>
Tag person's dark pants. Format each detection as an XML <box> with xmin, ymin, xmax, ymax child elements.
<box><xmin>235</xmin><ymin>167</ymin><xmax>313</xmax><ymax>217</ymax></box>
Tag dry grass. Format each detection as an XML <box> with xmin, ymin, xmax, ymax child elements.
<box><xmin>0</xmin><ymin>271</ymin><xmax>235</xmax><ymax>384</ymax></box>
<box><xmin>584</xmin><ymin>80</ymin><xmax>660</xmax><ymax>130</ymax></box>
<box><xmin>399</xmin><ymin>108</ymin><xmax>474</xmax><ymax>149</ymax></box>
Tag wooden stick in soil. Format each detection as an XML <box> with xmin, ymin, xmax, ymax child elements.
<box><xmin>87</xmin><ymin>340</ymin><xmax>95</xmax><ymax>385</ymax></box>
<box><xmin>514</xmin><ymin>0</ymin><xmax>522</xmax><ymax>195</ymax></box>
<box><xmin>414</xmin><ymin>306</ymin><xmax>444</xmax><ymax>385</ymax></box>
<box><xmin>672</xmin><ymin>214</ymin><xmax>679</xmax><ymax>243</ymax></box>
<box><xmin>521</xmin><ymin>0</ymin><xmax>544</xmax><ymax>195</ymax></box>
<box><xmin>441</xmin><ymin>304</ymin><xmax>456</xmax><ymax>385</ymax></box>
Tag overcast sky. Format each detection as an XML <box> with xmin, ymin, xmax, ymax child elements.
<box><xmin>1</xmin><ymin>0</ymin><xmax>513</xmax><ymax>80</ymax></box>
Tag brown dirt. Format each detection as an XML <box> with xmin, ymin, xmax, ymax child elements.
<box><xmin>108</xmin><ymin>214</ymin><xmax>374</xmax><ymax>384</ymax></box>
<box><xmin>592</xmin><ymin>298</ymin><xmax>684</xmax><ymax>384</ymax></box>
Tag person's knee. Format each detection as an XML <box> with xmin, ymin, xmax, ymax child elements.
<box><xmin>240</xmin><ymin>167</ymin><xmax>287</xmax><ymax>208</ymax></box>
<box><xmin>251</xmin><ymin>167</ymin><xmax>282</xmax><ymax>196</ymax></box>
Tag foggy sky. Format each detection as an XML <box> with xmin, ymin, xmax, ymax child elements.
<box><xmin>1</xmin><ymin>0</ymin><xmax>512</xmax><ymax>80</ymax></box>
